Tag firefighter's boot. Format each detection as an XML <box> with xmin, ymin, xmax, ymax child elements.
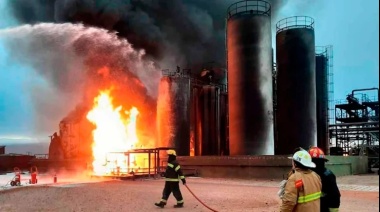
<box><xmin>174</xmin><ymin>203</ymin><xmax>184</xmax><ymax>208</ymax></box>
<box><xmin>154</xmin><ymin>201</ymin><xmax>166</xmax><ymax>208</ymax></box>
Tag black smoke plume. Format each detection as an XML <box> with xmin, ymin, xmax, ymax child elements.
<box><xmin>3</xmin><ymin>0</ymin><xmax>289</xmax><ymax>139</ymax></box>
<box><xmin>8</xmin><ymin>0</ymin><xmax>285</xmax><ymax>82</ymax></box>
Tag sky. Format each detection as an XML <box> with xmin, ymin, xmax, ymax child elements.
<box><xmin>0</xmin><ymin>0</ymin><xmax>379</xmax><ymax>153</ymax></box>
<box><xmin>0</xmin><ymin>0</ymin><xmax>53</xmax><ymax>153</ymax></box>
<box><xmin>291</xmin><ymin>0</ymin><xmax>379</xmax><ymax>100</ymax></box>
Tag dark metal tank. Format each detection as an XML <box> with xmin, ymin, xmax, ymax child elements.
<box><xmin>190</xmin><ymin>84</ymin><xmax>228</xmax><ymax>156</ymax></box>
<box><xmin>227</xmin><ymin>0</ymin><xmax>274</xmax><ymax>155</ymax></box>
<box><xmin>157</xmin><ymin>75</ymin><xmax>191</xmax><ymax>156</ymax></box>
<box><xmin>199</xmin><ymin>85</ymin><xmax>221</xmax><ymax>155</ymax></box>
<box><xmin>315</xmin><ymin>54</ymin><xmax>329</xmax><ymax>154</ymax></box>
<box><xmin>275</xmin><ymin>16</ymin><xmax>317</xmax><ymax>155</ymax></box>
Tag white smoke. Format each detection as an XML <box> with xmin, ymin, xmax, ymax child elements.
<box><xmin>0</xmin><ymin>23</ymin><xmax>161</xmax><ymax>134</ymax></box>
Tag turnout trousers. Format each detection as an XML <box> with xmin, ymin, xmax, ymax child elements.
<box><xmin>161</xmin><ymin>181</ymin><xmax>184</xmax><ymax>204</ymax></box>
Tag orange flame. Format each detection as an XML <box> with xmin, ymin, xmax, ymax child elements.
<box><xmin>86</xmin><ymin>90</ymin><xmax>139</xmax><ymax>176</ymax></box>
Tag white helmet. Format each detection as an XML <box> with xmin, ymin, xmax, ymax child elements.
<box><xmin>288</xmin><ymin>149</ymin><xmax>316</xmax><ymax>168</ymax></box>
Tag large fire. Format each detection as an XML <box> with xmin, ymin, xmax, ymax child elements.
<box><xmin>86</xmin><ymin>89</ymin><xmax>140</xmax><ymax>176</ymax></box>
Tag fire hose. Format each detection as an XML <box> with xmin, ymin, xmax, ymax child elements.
<box><xmin>184</xmin><ymin>184</ymin><xmax>218</xmax><ymax>212</ymax></box>
<box><xmin>0</xmin><ymin>176</ymin><xmax>15</xmax><ymax>190</ymax></box>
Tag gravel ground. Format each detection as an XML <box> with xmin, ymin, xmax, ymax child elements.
<box><xmin>337</xmin><ymin>174</ymin><xmax>379</xmax><ymax>186</ymax></box>
<box><xmin>0</xmin><ymin>175</ymin><xmax>378</xmax><ymax>212</ymax></box>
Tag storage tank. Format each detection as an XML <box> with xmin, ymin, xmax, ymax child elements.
<box><xmin>190</xmin><ymin>85</ymin><xmax>202</xmax><ymax>156</ymax></box>
<box><xmin>59</xmin><ymin>110</ymin><xmax>93</xmax><ymax>160</ymax></box>
<box><xmin>199</xmin><ymin>85</ymin><xmax>221</xmax><ymax>155</ymax></box>
<box><xmin>191</xmin><ymin>84</ymin><xmax>228</xmax><ymax>156</ymax></box>
<box><xmin>220</xmin><ymin>92</ymin><xmax>229</xmax><ymax>155</ymax></box>
<box><xmin>227</xmin><ymin>0</ymin><xmax>274</xmax><ymax>155</ymax></box>
<box><xmin>315</xmin><ymin>53</ymin><xmax>329</xmax><ymax>154</ymax></box>
<box><xmin>157</xmin><ymin>75</ymin><xmax>191</xmax><ymax>156</ymax></box>
<box><xmin>275</xmin><ymin>16</ymin><xmax>316</xmax><ymax>155</ymax></box>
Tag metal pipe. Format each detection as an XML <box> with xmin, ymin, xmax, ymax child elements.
<box><xmin>352</xmin><ymin>87</ymin><xmax>379</xmax><ymax>97</ymax></box>
<box><xmin>329</xmin><ymin>121</ymin><xmax>379</xmax><ymax>127</ymax></box>
<box><xmin>331</xmin><ymin>127</ymin><xmax>379</xmax><ymax>132</ymax></box>
<box><xmin>148</xmin><ymin>152</ymin><xmax>151</xmax><ymax>178</ymax></box>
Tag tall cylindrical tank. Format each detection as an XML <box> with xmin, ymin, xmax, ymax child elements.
<box><xmin>199</xmin><ymin>85</ymin><xmax>221</xmax><ymax>155</ymax></box>
<box><xmin>157</xmin><ymin>76</ymin><xmax>191</xmax><ymax>156</ymax></box>
<box><xmin>219</xmin><ymin>69</ymin><xmax>228</xmax><ymax>155</ymax></box>
<box><xmin>315</xmin><ymin>54</ymin><xmax>329</xmax><ymax>154</ymax></box>
<box><xmin>227</xmin><ymin>0</ymin><xmax>274</xmax><ymax>155</ymax></box>
<box><xmin>220</xmin><ymin>92</ymin><xmax>229</xmax><ymax>155</ymax></box>
<box><xmin>275</xmin><ymin>16</ymin><xmax>316</xmax><ymax>155</ymax></box>
<box><xmin>191</xmin><ymin>84</ymin><xmax>227</xmax><ymax>156</ymax></box>
<box><xmin>190</xmin><ymin>85</ymin><xmax>202</xmax><ymax>156</ymax></box>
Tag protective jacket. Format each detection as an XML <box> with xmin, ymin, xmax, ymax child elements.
<box><xmin>164</xmin><ymin>160</ymin><xmax>185</xmax><ymax>182</ymax></box>
<box><xmin>156</xmin><ymin>154</ymin><xmax>185</xmax><ymax>208</ymax></box>
<box><xmin>317</xmin><ymin>169</ymin><xmax>341</xmax><ymax>212</ymax></box>
<box><xmin>280</xmin><ymin>168</ymin><xmax>322</xmax><ymax>212</ymax></box>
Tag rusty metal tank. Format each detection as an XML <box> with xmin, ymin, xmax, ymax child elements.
<box><xmin>219</xmin><ymin>91</ymin><xmax>229</xmax><ymax>155</ymax></box>
<box><xmin>227</xmin><ymin>0</ymin><xmax>274</xmax><ymax>155</ymax></box>
<box><xmin>58</xmin><ymin>106</ymin><xmax>93</xmax><ymax>160</ymax></box>
<box><xmin>157</xmin><ymin>74</ymin><xmax>191</xmax><ymax>156</ymax></box>
<box><xmin>190</xmin><ymin>85</ymin><xmax>202</xmax><ymax>156</ymax></box>
<box><xmin>275</xmin><ymin>16</ymin><xmax>317</xmax><ymax>155</ymax></box>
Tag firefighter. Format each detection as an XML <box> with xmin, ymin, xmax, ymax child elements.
<box><xmin>155</xmin><ymin>150</ymin><xmax>186</xmax><ymax>208</ymax></box>
<box><xmin>309</xmin><ymin>147</ymin><xmax>341</xmax><ymax>212</ymax></box>
<box><xmin>278</xmin><ymin>147</ymin><xmax>314</xmax><ymax>198</ymax></box>
<box><xmin>280</xmin><ymin>149</ymin><xmax>322</xmax><ymax>212</ymax></box>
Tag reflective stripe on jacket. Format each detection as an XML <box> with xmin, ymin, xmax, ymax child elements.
<box><xmin>280</xmin><ymin>168</ymin><xmax>322</xmax><ymax>212</ymax></box>
<box><xmin>164</xmin><ymin>160</ymin><xmax>185</xmax><ymax>182</ymax></box>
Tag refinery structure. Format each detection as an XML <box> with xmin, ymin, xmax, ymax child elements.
<box><xmin>48</xmin><ymin>0</ymin><xmax>378</xmax><ymax>175</ymax></box>
<box><xmin>1</xmin><ymin>0</ymin><xmax>377</xmax><ymax>178</ymax></box>
<box><xmin>158</xmin><ymin>2</ymin><xmax>333</xmax><ymax>157</ymax></box>
<box><xmin>330</xmin><ymin>88</ymin><xmax>379</xmax><ymax>167</ymax></box>
<box><xmin>155</xmin><ymin>1</ymin><xmax>378</xmax><ymax>162</ymax></box>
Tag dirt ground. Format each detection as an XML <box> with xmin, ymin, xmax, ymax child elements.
<box><xmin>0</xmin><ymin>174</ymin><xmax>378</xmax><ymax>212</ymax></box>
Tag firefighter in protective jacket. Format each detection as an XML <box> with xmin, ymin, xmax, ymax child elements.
<box><xmin>309</xmin><ymin>147</ymin><xmax>341</xmax><ymax>212</ymax></box>
<box><xmin>155</xmin><ymin>150</ymin><xmax>186</xmax><ymax>208</ymax></box>
<box><xmin>280</xmin><ymin>149</ymin><xmax>322</xmax><ymax>212</ymax></box>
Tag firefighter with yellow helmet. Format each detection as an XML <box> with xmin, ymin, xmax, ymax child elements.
<box><xmin>280</xmin><ymin>149</ymin><xmax>322</xmax><ymax>212</ymax></box>
<box><xmin>155</xmin><ymin>149</ymin><xmax>186</xmax><ymax>208</ymax></box>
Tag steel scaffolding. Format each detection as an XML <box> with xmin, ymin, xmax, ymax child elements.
<box><xmin>330</xmin><ymin>88</ymin><xmax>379</xmax><ymax>169</ymax></box>
<box><xmin>316</xmin><ymin>45</ymin><xmax>334</xmax><ymax>125</ymax></box>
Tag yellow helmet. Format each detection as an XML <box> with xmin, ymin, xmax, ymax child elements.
<box><xmin>167</xmin><ymin>150</ymin><xmax>177</xmax><ymax>156</ymax></box>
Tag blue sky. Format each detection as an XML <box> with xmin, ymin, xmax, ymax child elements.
<box><xmin>0</xmin><ymin>0</ymin><xmax>39</xmax><ymax>147</ymax></box>
<box><xmin>289</xmin><ymin>0</ymin><xmax>379</xmax><ymax>100</ymax></box>
<box><xmin>0</xmin><ymin>0</ymin><xmax>379</xmax><ymax>152</ymax></box>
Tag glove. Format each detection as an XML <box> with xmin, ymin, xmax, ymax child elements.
<box><xmin>329</xmin><ymin>208</ymin><xmax>339</xmax><ymax>212</ymax></box>
<box><xmin>277</xmin><ymin>180</ymin><xmax>288</xmax><ymax>199</ymax></box>
<box><xmin>181</xmin><ymin>179</ymin><xmax>186</xmax><ymax>185</ymax></box>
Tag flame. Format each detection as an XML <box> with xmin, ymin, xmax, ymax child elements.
<box><xmin>86</xmin><ymin>90</ymin><xmax>140</xmax><ymax>176</ymax></box>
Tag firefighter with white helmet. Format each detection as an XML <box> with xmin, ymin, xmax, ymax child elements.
<box><xmin>280</xmin><ymin>149</ymin><xmax>322</xmax><ymax>212</ymax></box>
<box><xmin>155</xmin><ymin>149</ymin><xmax>186</xmax><ymax>208</ymax></box>
<box><xmin>309</xmin><ymin>147</ymin><xmax>341</xmax><ymax>212</ymax></box>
